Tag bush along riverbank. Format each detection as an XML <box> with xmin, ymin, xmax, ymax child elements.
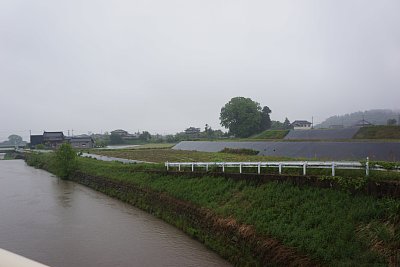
<box><xmin>26</xmin><ymin>153</ymin><xmax>400</xmax><ymax>266</ymax></box>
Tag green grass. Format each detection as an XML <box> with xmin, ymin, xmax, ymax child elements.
<box><xmin>249</xmin><ymin>129</ymin><xmax>290</xmax><ymax>139</ymax></box>
<box><xmin>354</xmin><ymin>126</ymin><xmax>400</xmax><ymax>139</ymax></box>
<box><xmin>92</xmin><ymin>148</ymin><xmax>296</xmax><ymax>163</ymax></box>
<box><xmin>27</xmin><ymin>153</ymin><xmax>400</xmax><ymax>266</ymax></box>
<box><xmin>88</xmin><ymin>148</ymin><xmax>400</xmax><ymax>181</ymax></box>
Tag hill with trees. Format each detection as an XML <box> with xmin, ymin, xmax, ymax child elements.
<box><xmin>316</xmin><ymin>109</ymin><xmax>400</xmax><ymax>128</ymax></box>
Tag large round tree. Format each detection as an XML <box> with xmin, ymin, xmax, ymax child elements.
<box><xmin>220</xmin><ymin>97</ymin><xmax>263</xmax><ymax>138</ymax></box>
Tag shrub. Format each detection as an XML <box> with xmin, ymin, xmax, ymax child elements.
<box><xmin>55</xmin><ymin>143</ymin><xmax>78</xmax><ymax>179</ymax></box>
<box><xmin>220</xmin><ymin>148</ymin><xmax>259</xmax><ymax>155</ymax></box>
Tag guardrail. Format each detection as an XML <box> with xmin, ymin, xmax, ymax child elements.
<box><xmin>165</xmin><ymin>157</ymin><xmax>399</xmax><ymax>177</ymax></box>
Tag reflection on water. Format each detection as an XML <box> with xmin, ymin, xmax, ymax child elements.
<box><xmin>0</xmin><ymin>160</ymin><xmax>231</xmax><ymax>267</ymax></box>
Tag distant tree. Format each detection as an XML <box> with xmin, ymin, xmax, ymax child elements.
<box><xmin>270</xmin><ymin>120</ymin><xmax>284</xmax><ymax>130</ymax></box>
<box><xmin>166</xmin><ymin>135</ymin><xmax>176</xmax><ymax>143</ymax></box>
<box><xmin>55</xmin><ymin>143</ymin><xmax>77</xmax><ymax>179</ymax></box>
<box><xmin>8</xmin><ymin>134</ymin><xmax>23</xmax><ymax>145</ymax></box>
<box><xmin>109</xmin><ymin>133</ymin><xmax>123</xmax><ymax>145</ymax></box>
<box><xmin>283</xmin><ymin>118</ymin><xmax>292</xmax><ymax>129</ymax></box>
<box><xmin>260</xmin><ymin>106</ymin><xmax>272</xmax><ymax>131</ymax></box>
<box><xmin>220</xmin><ymin>97</ymin><xmax>262</xmax><ymax>138</ymax></box>
<box><xmin>387</xmin><ymin>118</ymin><xmax>397</xmax><ymax>126</ymax></box>
<box><xmin>139</xmin><ymin>131</ymin><xmax>151</xmax><ymax>141</ymax></box>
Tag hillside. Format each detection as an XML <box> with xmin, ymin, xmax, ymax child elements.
<box><xmin>249</xmin><ymin>130</ymin><xmax>289</xmax><ymax>139</ymax></box>
<box><xmin>354</xmin><ymin>126</ymin><xmax>400</xmax><ymax>139</ymax></box>
<box><xmin>316</xmin><ymin>109</ymin><xmax>399</xmax><ymax>128</ymax></box>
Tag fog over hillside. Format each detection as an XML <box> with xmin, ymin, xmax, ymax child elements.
<box><xmin>316</xmin><ymin>109</ymin><xmax>400</xmax><ymax>128</ymax></box>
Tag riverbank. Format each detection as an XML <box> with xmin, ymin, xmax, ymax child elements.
<box><xmin>26</xmin><ymin>153</ymin><xmax>400</xmax><ymax>266</ymax></box>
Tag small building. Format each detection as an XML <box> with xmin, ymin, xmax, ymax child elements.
<box><xmin>69</xmin><ymin>136</ymin><xmax>94</xmax><ymax>149</ymax></box>
<box><xmin>354</xmin><ymin>119</ymin><xmax>373</xmax><ymax>127</ymax></box>
<box><xmin>111</xmin><ymin>129</ymin><xmax>128</xmax><ymax>136</ymax></box>
<box><xmin>185</xmin><ymin>127</ymin><xmax>200</xmax><ymax>137</ymax></box>
<box><xmin>110</xmin><ymin>129</ymin><xmax>138</xmax><ymax>140</ymax></box>
<box><xmin>30</xmin><ymin>135</ymin><xmax>44</xmax><ymax>148</ymax></box>
<box><xmin>43</xmin><ymin>132</ymin><xmax>65</xmax><ymax>148</ymax></box>
<box><xmin>292</xmin><ymin>120</ymin><xmax>312</xmax><ymax>130</ymax></box>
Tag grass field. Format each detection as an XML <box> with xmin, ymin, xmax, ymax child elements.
<box><xmin>93</xmin><ymin>148</ymin><xmax>297</xmax><ymax>163</ymax></box>
<box><xmin>89</xmin><ymin>148</ymin><xmax>400</xmax><ymax>180</ymax></box>
<box><xmin>354</xmin><ymin>126</ymin><xmax>400</xmax><ymax>139</ymax></box>
<box><xmin>26</xmin><ymin>153</ymin><xmax>400</xmax><ymax>266</ymax></box>
<box><xmin>249</xmin><ymin>129</ymin><xmax>290</xmax><ymax>139</ymax></box>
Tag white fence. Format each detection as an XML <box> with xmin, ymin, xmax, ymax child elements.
<box><xmin>165</xmin><ymin>158</ymin><xmax>388</xmax><ymax>177</ymax></box>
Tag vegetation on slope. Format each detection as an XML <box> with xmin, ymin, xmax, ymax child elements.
<box><xmin>317</xmin><ymin>109</ymin><xmax>399</xmax><ymax>128</ymax></box>
<box><xmin>26</xmin><ymin>153</ymin><xmax>400</xmax><ymax>266</ymax></box>
<box><xmin>92</xmin><ymin>148</ymin><xmax>295</xmax><ymax>163</ymax></box>
<box><xmin>249</xmin><ymin>129</ymin><xmax>290</xmax><ymax>139</ymax></box>
<box><xmin>354</xmin><ymin>126</ymin><xmax>400</xmax><ymax>139</ymax></box>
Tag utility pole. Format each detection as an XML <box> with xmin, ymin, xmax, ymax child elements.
<box><xmin>68</xmin><ymin>130</ymin><xmax>70</xmax><ymax>137</ymax></box>
<box><xmin>72</xmin><ymin>129</ymin><xmax>74</xmax><ymax>137</ymax></box>
<box><xmin>312</xmin><ymin>116</ymin><xmax>314</xmax><ymax>129</ymax></box>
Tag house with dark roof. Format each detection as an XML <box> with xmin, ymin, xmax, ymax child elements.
<box><xmin>185</xmin><ymin>127</ymin><xmax>201</xmax><ymax>135</ymax></box>
<box><xmin>292</xmin><ymin>120</ymin><xmax>312</xmax><ymax>130</ymax></box>
<box><xmin>43</xmin><ymin>132</ymin><xmax>65</xmax><ymax>148</ymax></box>
<box><xmin>69</xmin><ymin>136</ymin><xmax>95</xmax><ymax>148</ymax></box>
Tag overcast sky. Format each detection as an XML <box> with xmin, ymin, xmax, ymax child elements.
<box><xmin>1</xmin><ymin>0</ymin><xmax>399</xmax><ymax>141</ymax></box>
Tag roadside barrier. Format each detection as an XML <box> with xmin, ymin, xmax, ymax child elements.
<box><xmin>165</xmin><ymin>157</ymin><xmax>399</xmax><ymax>177</ymax></box>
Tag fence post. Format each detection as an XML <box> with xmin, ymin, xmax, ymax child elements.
<box><xmin>331</xmin><ymin>162</ymin><xmax>335</xmax><ymax>177</ymax></box>
<box><xmin>303</xmin><ymin>162</ymin><xmax>307</xmax><ymax>176</ymax></box>
<box><xmin>206</xmin><ymin>164</ymin><xmax>208</xmax><ymax>172</ymax></box>
<box><xmin>366</xmin><ymin>157</ymin><xmax>369</xmax><ymax>176</ymax></box>
<box><xmin>192</xmin><ymin>163</ymin><xmax>194</xmax><ymax>172</ymax></box>
<box><xmin>178</xmin><ymin>164</ymin><xmax>181</xmax><ymax>172</ymax></box>
<box><xmin>222</xmin><ymin>163</ymin><xmax>225</xmax><ymax>173</ymax></box>
<box><xmin>279</xmin><ymin>163</ymin><xmax>282</xmax><ymax>174</ymax></box>
<box><xmin>166</xmin><ymin>162</ymin><xmax>169</xmax><ymax>171</ymax></box>
<box><xmin>239</xmin><ymin>164</ymin><xmax>242</xmax><ymax>174</ymax></box>
<box><xmin>258</xmin><ymin>162</ymin><xmax>261</xmax><ymax>174</ymax></box>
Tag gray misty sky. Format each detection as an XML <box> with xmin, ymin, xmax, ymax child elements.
<box><xmin>1</xmin><ymin>0</ymin><xmax>399</xmax><ymax>141</ymax></box>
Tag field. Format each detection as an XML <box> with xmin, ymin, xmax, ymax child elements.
<box><xmin>93</xmin><ymin>148</ymin><xmax>297</xmax><ymax>163</ymax></box>
<box><xmin>26</xmin><ymin>153</ymin><xmax>400</xmax><ymax>266</ymax></box>
<box><xmin>90</xmin><ymin>148</ymin><xmax>400</xmax><ymax>181</ymax></box>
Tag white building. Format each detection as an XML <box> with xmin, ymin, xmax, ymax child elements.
<box><xmin>292</xmin><ymin>120</ymin><xmax>312</xmax><ymax>130</ymax></box>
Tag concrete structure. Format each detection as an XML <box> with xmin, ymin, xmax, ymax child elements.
<box><xmin>292</xmin><ymin>120</ymin><xmax>312</xmax><ymax>130</ymax></box>
<box><xmin>173</xmin><ymin>141</ymin><xmax>400</xmax><ymax>161</ymax></box>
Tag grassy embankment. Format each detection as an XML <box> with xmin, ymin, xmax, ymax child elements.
<box><xmin>26</xmin><ymin>152</ymin><xmax>400</xmax><ymax>266</ymax></box>
<box><xmin>249</xmin><ymin>130</ymin><xmax>290</xmax><ymax>140</ymax></box>
<box><xmin>92</xmin><ymin>148</ymin><xmax>296</xmax><ymax>163</ymax></box>
<box><xmin>354</xmin><ymin>126</ymin><xmax>400</xmax><ymax>140</ymax></box>
<box><xmin>90</xmin><ymin>148</ymin><xmax>400</xmax><ymax>181</ymax></box>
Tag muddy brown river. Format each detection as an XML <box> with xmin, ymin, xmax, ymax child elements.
<box><xmin>0</xmin><ymin>160</ymin><xmax>231</xmax><ymax>267</ymax></box>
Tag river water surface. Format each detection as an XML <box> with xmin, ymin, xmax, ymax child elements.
<box><xmin>0</xmin><ymin>160</ymin><xmax>231</xmax><ymax>267</ymax></box>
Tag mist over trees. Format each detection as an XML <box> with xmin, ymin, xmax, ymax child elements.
<box><xmin>316</xmin><ymin>109</ymin><xmax>400</xmax><ymax>128</ymax></box>
<box><xmin>0</xmin><ymin>135</ymin><xmax>26</xmax><ymax>146</ymax></box>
